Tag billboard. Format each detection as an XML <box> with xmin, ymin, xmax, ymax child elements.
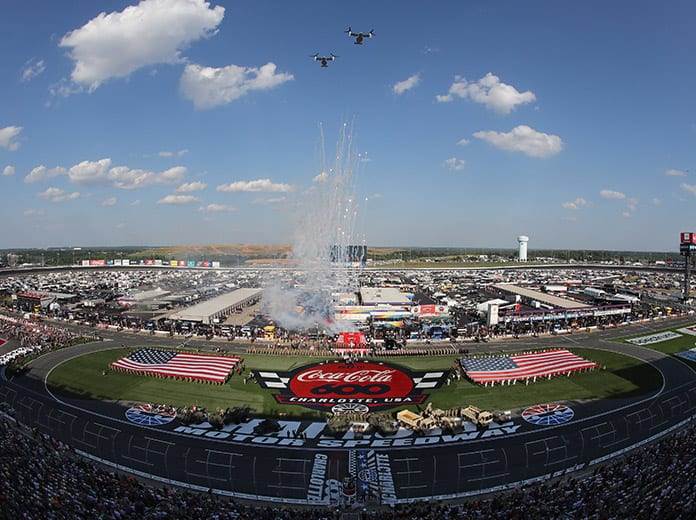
<box><xmin>681</xmin><ymin>232</ymin><xmax>696</xmax><ymax>244</ymax></box>
<box><xmin>411</xmin><ymin>304</ymin><xmax>449</xmax><ymax>317</ymax></box>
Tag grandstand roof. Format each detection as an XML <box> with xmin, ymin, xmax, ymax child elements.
<box><xmin>492</xmin><ymin>283</ymin><xmax>589</xmax><ymax>309</ymax></box>
<box><xmin>168</xmin><ymin>288</ymin><xmax>262</xmax><ymax>323</ymax></box>
<box><xmin>360</xmin><ymin>287</ymin><xmax>412</xmax><ymax>306</ymax></box>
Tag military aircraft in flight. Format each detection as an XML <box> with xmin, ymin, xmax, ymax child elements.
<box><xmin>311</xmin><ymin>53</ymin><xmax>338</xmax><ymax>67</ymax></box>
<box><xmin>345</xmin><ymin>27</ymin><xmax>374</xmax><ymax>45</ymax></box>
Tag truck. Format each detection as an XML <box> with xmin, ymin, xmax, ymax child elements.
<box><xmin>461</xmin><ymin>405</ymin><xmax>494</xmax><ymax>427</ymax></box>
<box><xmin>396</xmin><ymin>409</ymin><xmax>437</xmax><ymax>431</ymax></box>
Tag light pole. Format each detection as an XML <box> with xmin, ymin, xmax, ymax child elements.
<box><xmin>680</xmin><ymin>232</ymin><xmax>695</xmax><ymax>303</ymax></box>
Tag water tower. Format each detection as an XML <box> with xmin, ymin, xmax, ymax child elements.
<box><xmin>517</xmin><ymin>235</ymin><xmax>529</xmax><ymax>262</ymax></box>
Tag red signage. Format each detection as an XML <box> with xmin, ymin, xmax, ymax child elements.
<box><xmin>256</xmin><ymin>360</ymin><xmax>446</xmax><ymax>412</ymax></box>
<box><xmin>336</xmin><ymin>331</ymin><xmax>366</xmax><ymax>346</ymax></box>
<box><xmin>289</xmin><ymin>361</ymin><xmax>414</xmax><ymax>400</ymax></box>
<box><xmin>681</xmin><ymin>232</ymin><xmax>696</xmax><ymax>244</ymax></box>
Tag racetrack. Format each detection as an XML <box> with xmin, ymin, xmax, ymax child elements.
<box><xmin>1</xmin><ymin>316</ymin><xmax>695</xmax><ymax>506</ymax></box>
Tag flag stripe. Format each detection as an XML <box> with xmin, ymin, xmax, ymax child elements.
<box><xmin>461</xmin><ymin>349</ymin><xmax>597</xmax><ymax>383</ymax></box>
<box><xmin>110</xmin><ymin>349</ymin><xmax>240</xmax><ymax>383</ymax></box>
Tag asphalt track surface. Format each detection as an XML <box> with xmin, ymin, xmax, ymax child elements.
<box><xmin>1</xmin><ymin>317</ymin><xmax>695</xmax><ymax>506</ymax></box>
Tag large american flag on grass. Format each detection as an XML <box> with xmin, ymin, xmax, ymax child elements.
<box><xmin>460</xmin><ymin>349</ymin><xmax>598</xmax><ymax>384</ymax></box>
<box><xmin>110</xmin><ymin>348</ymin><xmax>240</xmax><ymax>383</ymax></box>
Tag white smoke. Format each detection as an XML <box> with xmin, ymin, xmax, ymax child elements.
<box><xmin>262</xmin><ymin>122</ymin><xmax>365</xmax><ymax>333</ymax></box>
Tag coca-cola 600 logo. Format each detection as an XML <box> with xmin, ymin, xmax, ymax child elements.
<box><xmin>255</xmin><ymin>360</ymin><xmax>447</xmax><ymax>412</ymax></box>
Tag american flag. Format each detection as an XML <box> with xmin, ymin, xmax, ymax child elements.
<box><xmin>460</xmin><ymin>349</ymin><xmax>598</xmax><ymax>384</ymax></box>
<box><xmin>110</xmin><ymin>348</ymin><xmax>240</xmax><ymax>383</ymax></box>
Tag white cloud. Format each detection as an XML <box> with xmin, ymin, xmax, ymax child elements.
<box><xmin>24</xmin><ymin>158</ymin><xmax>186</xmax><ymax>190</ymax></box>
<box><xmin>251</xmin><ymin>197</ymin><xmax>286</xmax><ymax>205</ymax></box>
<box><xmin>176</xmin><ymin>181</ymin><xmax>207</xmax><ymax>192</ymax></box>
<box><xmin>436</xmin><ymin>72</ymin><xmax>536</xmax><ymax>114</ymax></box>
<box><xmin>24</xmin><ymin>165</ymin><xmax>66</xmax><ymax>183</ymax></box>
<box><xmin>130</xmin><ymin>199</ymin><xmax>141</xmax><ymax>206</ymax></box>
<box><xmin>180</xmin><ymin>62</ymin><xmax>293</xmax><ymax>109</ymax></box>
<box><xmin>313</xmin><ymin>172</ymin><xmax>329</xmax><ymax>183</ymax></box>
<box><xmin>627</xmin><ymin>197</ymin><xmax>638</xmax><ymax>212</ymax></box>
<box><xmin>198</xmin><ymin>203</ymin><xmax>236</xmax><ymax>212</ymax></box>
<box><xmin>681</xmin><ymin>183</ymin><xmax>696</xmax><ymax>196</ymax></box>
<box><xmin>102</xmin><ymin>197</ymin><xmax>117</xmax><ymax>206</ymax></box>
<box><xmin>59</xmin><ymin>0</ymin><xmax>225</xmax><ymax>92</ymax></box>
<box><xmin>600</xmin><ymin>189</ymin><xmax>626</xmax><ymax>200</ymax></box>
<box><xmin>65</xmin><ymin>158</ymin><xmax>112</xmax><ymax>183</ymax></box>
<box><xmin>0</xmin><ymin>126</ymin><xmax>23</xmax><ymax>151</ymax></box>
<box><xmin>21</xmin><ymin>58</ymin><xmax>46</xmax><ymax>82</ymax></box>
<box><xmin>38</xmin><ymin>187</ymin><xmax>80</xmax><ymax>202</ymax></box>
<box><xmin>443</xmin><ymin>157</ymin><xmax>466</xmax><ymax>171</ymax></box>
<box><xmin>23</xmin><ymin>209</ymin><xmax>44</xmax><ymax>216</ymax></box>
<box><xmin>473</xmin><ymin>125</ymin><xmax>563</xmax><ymax>158</ymax></box>
<box><xmin>115</xmin><ymin>223</ymin><xmax>127</xmax><ymax>229</ymax></box>
<box><xmin>156</xmin><ymin>194</ymin><xmax>200</xmax><ymax>204</ymax></box>
<box><xmin>2</xmin><ymin>165</ymin><xmax>15</xmax><ymax>176</ymax></box>
<box><xmin>562</xmin><ymin>197</ymin><xmax>590</xmax><ymax>210</ymax></box>
<box><xmin>217</xmin><ymin>178</ymin><xmax>294</xmax><ymax>193</ymax></box>
<box><xmin>665</xmin><ymin>168</ymin><xmax>687</xmax><ymax>177</ymax></box>
<box><xmin>158</xmin><ymin>149</ymin><xmax>188</xmax><ymax>157</ymax></box>
<box><xmin>64</xmin><ymin>158</ymin><xmax>185</xmax><ymax>189</ymax></box>
<box><xmin>457</xmin><ymin>138</ymin><xmax>470</xmax><ymax>146</ymax></box>
<box><xmin>392</xmin><ymin>74</ymin><xmax>420</xmax><ymax>95</ymax></box>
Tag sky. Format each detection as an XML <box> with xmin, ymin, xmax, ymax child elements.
<box><xmin>1</xmin><ymin>0</ymin><xmax>695</xmax><ymax>252</ymax></box>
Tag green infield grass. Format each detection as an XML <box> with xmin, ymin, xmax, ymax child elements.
<box><xmin>620</xmin><ymin>327</ymin><xmax>696</xmax><ymax>370</ymax></box>
<box><xmin>45</xmin><ymin>346</ymin><xmax>662</xmax><ymax>420</ymax></box>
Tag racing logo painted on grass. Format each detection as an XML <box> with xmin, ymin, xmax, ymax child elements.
<box><xmin>125</xmin><ymin>404</ymin><xmax>177</xmax><ymax>426</ymax></box>
<box><xmin>522</xmin><ymin>403</ymin><xmax>574</xmax><ymax>426</ymax></box>
<box><xmin>255</xmin><ymin>359</ymin><xmax>447</xmax><ymax>412</ymax></box>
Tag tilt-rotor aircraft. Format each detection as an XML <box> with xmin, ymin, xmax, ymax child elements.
<box><xmin>311</xmin><ymin>53</ymin><xmax>338</xmax><ymax>67</ymax></box>
<box><xmin>345</xmin><ymin>27</ymin><xmax>374</xmax><ymax>44</ymax></box>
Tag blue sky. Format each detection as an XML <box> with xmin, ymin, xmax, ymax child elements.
<box><xmin>1</xmin><ymin>0</ymin><xmax>695</xmax><ymax>252</ymax></box>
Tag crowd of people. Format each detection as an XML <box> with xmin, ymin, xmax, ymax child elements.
<box><xmin>0</xmin><ymin>313</ymin><xmax>98</xmax><ymax>366</ymax></box>
<box><xmin>0</xmin><ymin>404</ymin><xmax>693</xmax><ymax>519</ymax></box>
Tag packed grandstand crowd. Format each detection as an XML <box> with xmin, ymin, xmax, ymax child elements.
<box><xmin>0</xmin><ymin>408</ymin><xmax>693</xmax><ymax>519</ymax></box>
<box><xmin>0</xmin><ymin>313</ymin><xmax>98</xmax><ymax>366</ymax></box>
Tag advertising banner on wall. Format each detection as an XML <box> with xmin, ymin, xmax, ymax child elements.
<box><xmin>411</xmin><ymin>304</ymin><xmax>449</xmax><ymax>317</ymax></box>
